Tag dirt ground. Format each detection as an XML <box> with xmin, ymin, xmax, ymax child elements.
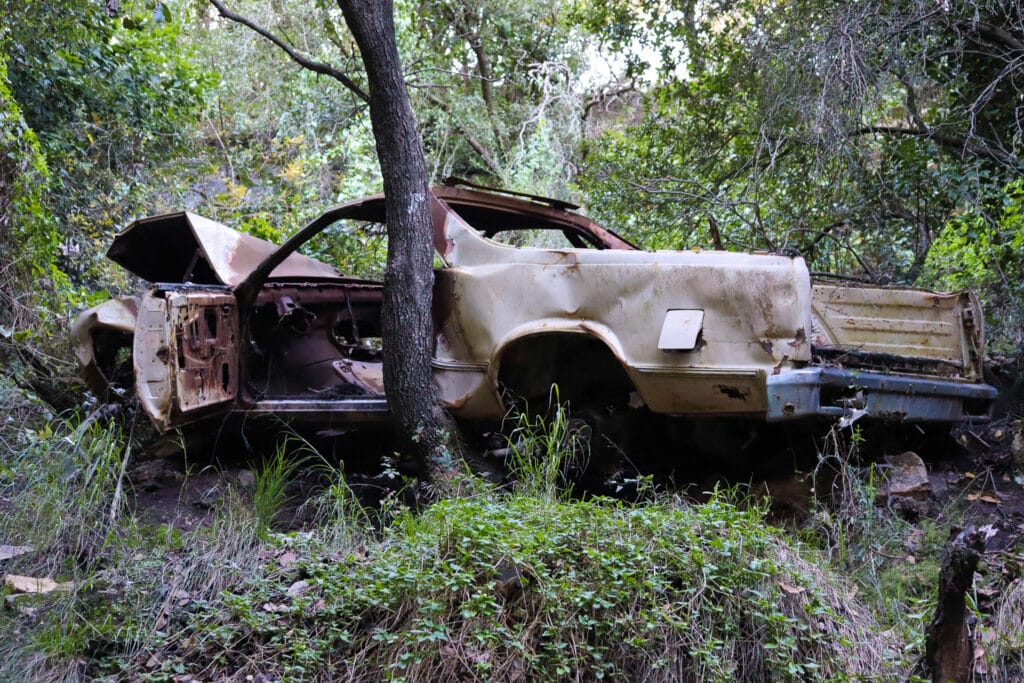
<box><xmin>125</xmin><ymin>413</ymin><xmax>1024</xmax><ymax>544</ymax></box>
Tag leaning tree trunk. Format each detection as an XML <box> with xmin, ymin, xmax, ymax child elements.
<box><xmin>339</xmin><ymin>0</ymin><xmax>464</xmax><ymax>494</ymax></box>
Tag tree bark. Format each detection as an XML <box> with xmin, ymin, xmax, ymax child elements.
<box><xmin>339</xmin><ymin>0</ymin><xmax>464</xmax><ymax>494</ymax></box>
<box><xmin>922</xmin><ymin>526</ymin><xmax>985</xmax><ymax>683</ymax></box>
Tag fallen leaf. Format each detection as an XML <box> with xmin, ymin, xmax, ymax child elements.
<box><xmin>277</xmin><ymin>551</ymin><xmax>298</xmax><ymax>569</ymax></box>
<box><xmin>779</xmin><ymin>582</ymin><xmax>805</xmax><ymax>595</ymax></box>
<box><xmin>0</xmin><ymin>546</ymin><xmax>34</xmax><ymax>562</ymax></box>
<box><xmin>964</xmin><ymin>472</ymin><xmax>977</xmax><ymax>479</ymax></box>
<box><xmin>967</xmin><ymin>493</ymin><xmax>1000</xmax><ymax>504</ymax></box>
<box><xmin>977</xmin><ymin>586</ymin><xmax>1000</xmax><ymax>600</ymax></box>
<box><xmin>3</xmin><ymin>574</ymin><xmax>73</xmax><ymax>594</ymax></box>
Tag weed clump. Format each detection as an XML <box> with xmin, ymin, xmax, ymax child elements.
<box><xmin>121</xmin><ymin>492</ymin><xmax>901</xmax><ymax>682</ymax></box>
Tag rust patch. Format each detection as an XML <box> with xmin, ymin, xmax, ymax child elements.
<box><xmin>716</xmin><ymin>385</ymin><xmax>750</xmax><ymax>401</ymax></box>
<box><xmin>788</xmin><ymin>327</ymin><xmax>807</xmax><ymax>348</ymax></box>
<box><xmin>446</xmin><ymin>393</ymin><xmax>473</xmax><ymax>410</ymax></box>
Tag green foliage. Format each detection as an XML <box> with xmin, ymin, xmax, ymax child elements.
<box><xmin>112</xmin><ymin>492</ymin><xmax>900</xmax><ymax>681</ymax></box>
<box><xmin>502</xmin><ymin>388</ymin><xmax>589</xmax><ymax>500</ymax></box>
<box><xmin>252</xmin><ymin>441</ymin><xmax>307</xmax><ymax>538</ymax></box>
<box><xmin>0</xmin><ymin>54</ymin><xmax>61</xmax><ymax>335</ymax></box>
<box><xmin>920</xmin><ymin>178</ymin><xmax>1024</xmax><ymax>348</ymax></box>
<box><xmin>403</xmin><ymin>0</ymin><xmax>589</xmax><ymax>198</ymax></box>
<box><xmin>3</xmin><ymin>0</ymin><xmax>213</xmax><ymax>286</ymax></box>
<box><xmin>574</xmin><ymin>0</ymin><xmax>1024</xmax><ymax>291</ymax></box>
<box><xmin>0</xmin><ymin>380</ymin><xmax>126</xmax><ymax>575</ymax></box>
<box><xmin>0</xmin><ymin>0</ymin><xmax>216</xmax><ymax>361</ymax></box>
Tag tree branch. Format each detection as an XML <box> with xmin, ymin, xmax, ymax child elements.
<box><xmin>848</xmin><ymin>125</ymin><xmax>1016</xmax><ymax>166</ymax></box>
<box><xmin>438</xmin><ymin>4</ymin><xmax>505</xmax><ymax>154</ymax></box>
<box><xmin>208</xmin><ymin>0</ymin><xmax>370</xmax><ymax>104</ymax></box>
<box><xmin>423</xmin><ymin>91</ymin><xmax>506</xmax><ymax>180</ymax></box>
<box><xmin>957</xmin><ymin>19</ymin><xmax>1024</xmax><ymax>54</ymax></box>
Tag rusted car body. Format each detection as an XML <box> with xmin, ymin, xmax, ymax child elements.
<box><xmin>73</xmin><ymin>182</ymin><xmax>996</xmax><ymax>446</ymax></box>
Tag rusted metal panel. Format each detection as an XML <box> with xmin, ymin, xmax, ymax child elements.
<box><xmin>133</xmin><ymin>289</ymin><xmax>238</xmax><ymax>430</ymax></box>
<box><xmin>107</xmin><ymin>212</ymin><xmax>340</xmax><ymax>286</ymax></box>
<box><xmin>71</xmin><ymin>296</ymin><xmax>139</xmax><ymax>398</ymax></box>
<box><xmin>169</xmin><ymin>291</ymin><xmax>238</xmax><ymax>414</ymax></box>
<box><xmin>133</xmin><ymin>292</ymin><xmax>174</xmax><ymax>428</ymax></box>
<box><xmin>811</xmin><ymin>283</ymin><xmax>985</xmax><ymax>380</ymax></box>
<box><xmin>431</xmin><ymin>203</ymin><xmax>813</xmax><ymax>418</ymax></box>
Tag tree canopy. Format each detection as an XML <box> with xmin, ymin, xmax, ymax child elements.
<box><xmin>2</xmin><ymin>0</ymin><xmax>1022</xmax><ymax>350</ymax></box>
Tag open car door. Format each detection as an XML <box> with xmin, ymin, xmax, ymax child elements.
<box><xmin>134</xmin><ymin>288</ymin><xmax>239</xmax><ymax>430</ymax></box>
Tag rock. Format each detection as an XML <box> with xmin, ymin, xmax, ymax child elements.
<box><xmin>888</xmin><ymin>495</ymin><xmax>924</xmax><ymax>522</ymax></box>
<box><xmin>286</xmin><ymin>580</ymin><xmax>310</xmax><ymax>597</ymax></box>
<box><xmin>188</xmin><ymin>482</ymin><xmax>223</xmax><ymax>510</ymax></box>
<box><xmin>927</xmin><ymin>473</ymin><xmax>949</xmax><ymax>499</ymax></box>
<box><xmin>0</xmin><ymin>545</ymin><xmax>34</xmax><ymax>562</ymax></box>
<box><xmin>4</xmin><ymin>574</ymin><xmax>74</xmax><ymax>594</ymax></box>
<box><xmin>235</xmin><ymin>469</ymin><xmax>257</xmax><ymax>490</ymax></box>
<box><xmin>880</xmin><ymin>451</ymin><xmax>931</xmax><ymax>502</ymax></box>
<box><xmin>130</xmin><ymin>459</ymin><xmax>184</xmax><ymax>491</ymax></box>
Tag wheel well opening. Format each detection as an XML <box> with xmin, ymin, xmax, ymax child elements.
<box><xmin>497</xmin><ymin>333</ymin><xmax>635</xmax><ymax>407</ymax></box>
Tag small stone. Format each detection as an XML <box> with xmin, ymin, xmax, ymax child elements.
<box><xmin>880</xmin><ymin>451</ymin><xmax>931</xmax><ymax>502</ymax></box>
<box><xmin>0</xmin><ymin>545</ymin><xmax>33</xmax><ymax>562</ymax></box>
<box><xmin>286</xmin><ymin>580</ymin><xmax>310</xmax><ymax>597</ymax></box>
<box><xmin>235</xmin><ymin>469</ymin><xmax>257</xmax><ymax>490</ymax></box>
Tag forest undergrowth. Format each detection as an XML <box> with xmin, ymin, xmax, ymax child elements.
<box><xmin>2</xmin><ymin>375</ymin><xmax>1023</xmax><ymax>682</ymax></box>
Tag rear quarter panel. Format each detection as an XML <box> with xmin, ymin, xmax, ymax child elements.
<box><xmin>432</xmin><ymin>209</ymin><xmax>813</xmax><ymax>418</ymax></box>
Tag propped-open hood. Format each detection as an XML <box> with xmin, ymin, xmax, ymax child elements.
<box><xmin>106</xmin><ymin>211</ymin><xmax>341</xmax><ymax>286</ymax></box>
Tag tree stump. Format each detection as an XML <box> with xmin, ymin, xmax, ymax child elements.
<box><xmin>923</xmin><ymin>526</ymin><xmax>985</xmax><ymax>683</ymax></box>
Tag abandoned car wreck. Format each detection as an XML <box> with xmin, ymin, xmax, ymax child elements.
<box><xmin>73</xmin><ymin>180</ymin><xmax>998</xmax><ymax>477</ymax></box>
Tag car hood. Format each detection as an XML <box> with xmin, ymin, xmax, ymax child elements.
<box><xmin>106</xmin><ymin>211</ymin><xmax>341</xmax><ymax>286</ymax></box>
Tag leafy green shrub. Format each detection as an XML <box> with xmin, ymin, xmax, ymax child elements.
<box><xmin>0</xmin><ymin>54</ymin><xmax>61</xmax><ymax>340</ymax></box>
<box><xmin>920</xmin><ymin>178</ymin><xmax>1024</xmax><ymax>349</ymax></box>
<box><xmin>114</xmin><ymin>491</ymin><xmax>903</xmax><ymax>682</ymax></box>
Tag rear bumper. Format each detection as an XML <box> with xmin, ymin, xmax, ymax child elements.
<box><xmin>766</xmin><ymin>368</ymin><xmax>997</xmax><ymax>423</ymax></box>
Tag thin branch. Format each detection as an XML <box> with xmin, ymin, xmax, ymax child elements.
<box><xmin>582</xmin><ymin>82</ymin><xmax>637</xmax><ymax>122</ymax></box>
<box><xmin>897</xmin><ymin>72</ymin><xmax>926</xmax><ymax>132</ymax></box>
<box><xmin>208</xmin><ymin>0</ymin><xmax>370</xmax><ymax>104</ymax></box>
<box><xmin>423</xmin><ymin>91</ymin><xmax>506</xmax><ymax>180</ymax></box>
<box><xmin>848</xmin><ymin>125</ymin><xmax>1017</xmax><ymax>166</ymax></box>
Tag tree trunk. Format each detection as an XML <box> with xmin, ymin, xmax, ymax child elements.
<box><xmin>339</xmin><ymin>0</ymin><xmax>464</xmax><ymax>495</ymax></box>
<box><xmin>923</xmin><ymin>526</ymin><xmax>985</xmax><ymax>683</ymax></box>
